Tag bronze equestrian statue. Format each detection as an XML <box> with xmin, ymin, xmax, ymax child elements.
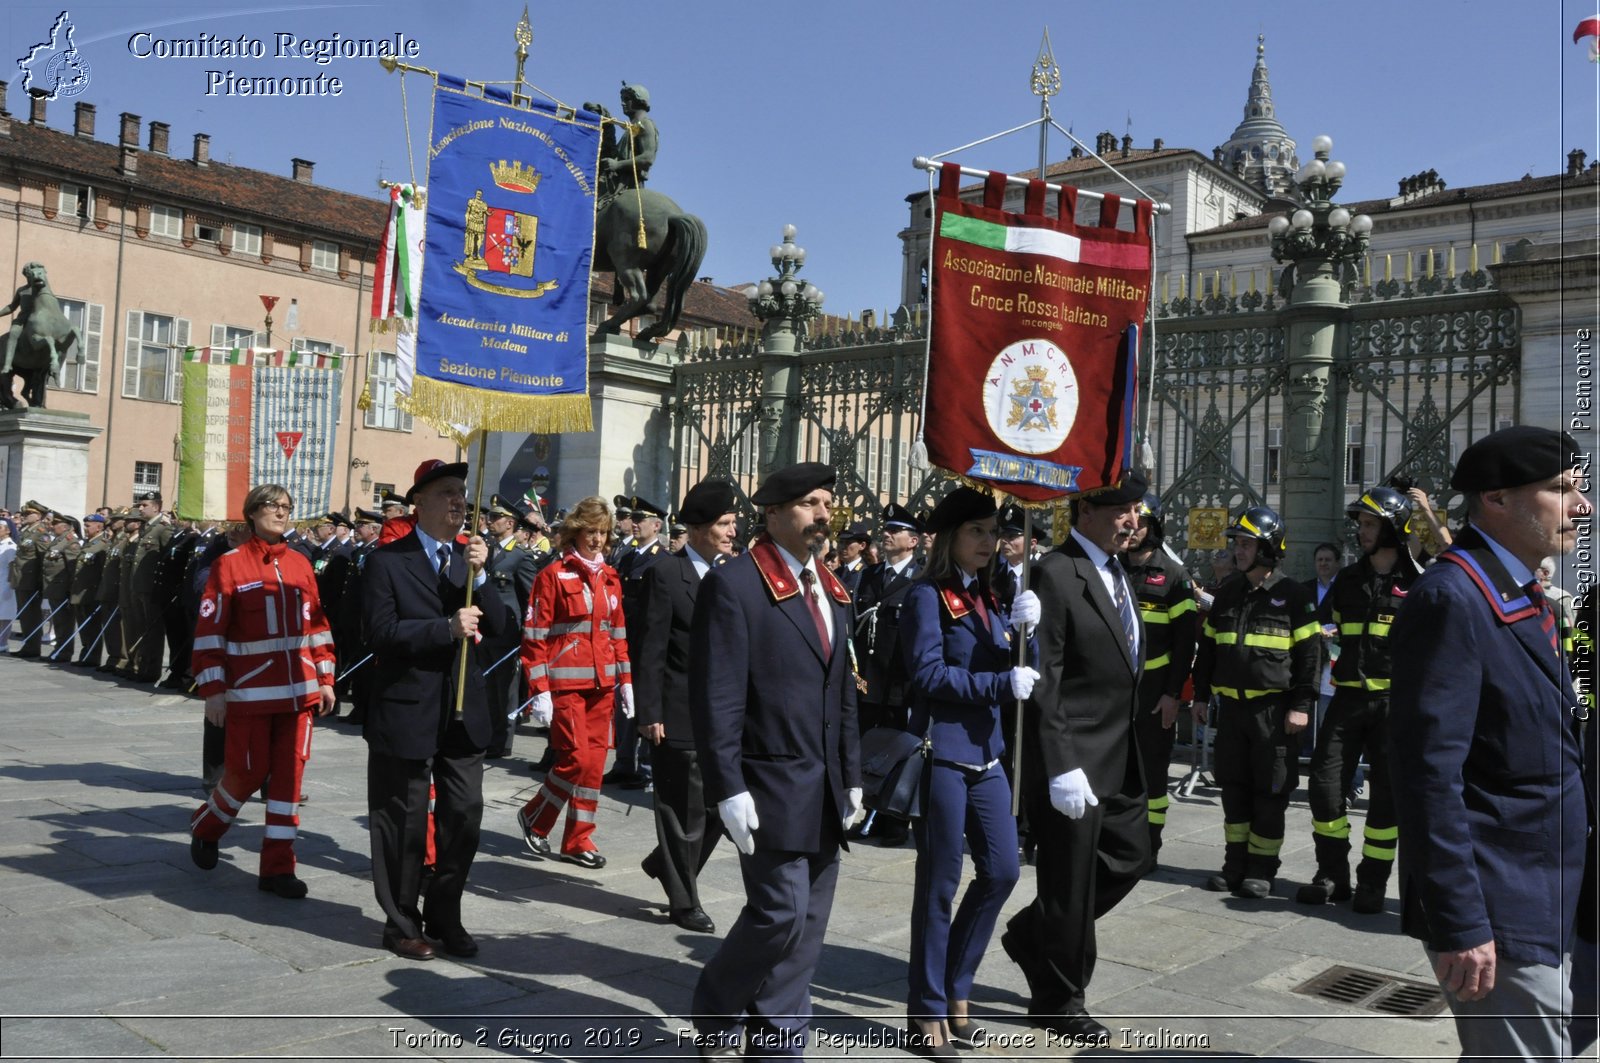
<box><xmin>584</xmin><ymin>84</ymin><xmax>707</xmax><ymax>344</ymax></box>
<box><xmin>0</xmin><ymin>262</ymin><xmax>80</xmax><ymax>409</ymax></box>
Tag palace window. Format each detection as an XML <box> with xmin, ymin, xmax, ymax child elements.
<box><xmin>364</xmin><ymin>351</ymin><xmax>413</xmax><ymax>432</ymax></box>
<box><xmin>123</xmin><ymin>310</ymin><xmax>189</xmax><ymax>402</ymax></box>
<box><xmin>53</xmin><ymin>297</ymin><xmax>102</xmax><ymax>394</ymax></box>
<box><xmin>58</xmin><ymin>182</ymin><xmax>93</xmax><ymax>220</ymax></box>
<box><xmin>149</xmin><ymin>205</ymin><xmax>182</xmax><ymax>239</ymax></box>
<box><xmin>311</xmin><ymin>240</ymin><xmax>339</xmax><ymax>272</ymax></box>
<box><xmin>133</xmin><ymin>461</ymin><xmax>162</xmax><ymax>492</ymax></box>
<box><xmin>232</xmin><ymin>223</ymin><xmax>263</xmax><ymax>255</ymax></box>
<box><xmin>209</xmin><ymin>324</ymin><xmax>260</xmax><ymax>358</ymax></box>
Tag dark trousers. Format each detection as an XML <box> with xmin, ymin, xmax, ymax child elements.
<box><xmin>162</xmin><ymin>597</ymin><xmax>191</xmax><ymax>680</ymax></box>
<box><xmin>98</xmin><ymin>599</ymin><xmax>124</xmax><ymax>667</ymax></box>
<box><xmin>1133</xmin><ymin>677</ymin><xmax>1179</xmax><ymax>852</ymax></box>
<box><xmin>73</xmin><ymin>601</ymin><xmax>105</xmax><ymax>666</ymax></box>
<box><xmin>16</xmin><ymin>585</ymin><xmax>43</xmax><ymax>654</ymax></box>
<box><xmin>644</xmin><ymin>742</ymin><xmax>721</xmax><ymax>911</ymax></box>
<box><xmin>367</xmin><ymin>720</ymin><xmax>484</xmax><ymax>941</ymax></box>
<box><xmin>1007</xmin><ymin>777</ymin><xmax>1149</xmax><ymax>1015</ymax></box>
<box><xmin>610</xmin><ymin>698</ymin><xmax>649</xmax><ymax>777</ymax></box>
<box><xmin>1213</xmin><ymin>695</ymin><xmax>1300</xmax><ymax>878</ymax></box>
<box><xmin>483</xmin><ymin>636</ymin><xmax>519</xmax><ymax>756</ymax></box>
<box><xmin>126</xmin><ymin>590</ymin><xmax>165</xmax><ymax>679</ymax></box>
<box><xmin>909</xmin><ymin>761</ymin><xmax>1019</xmax><ymax>1013</ymax></box>
<box><xmin>693</xmin><ymin>846</ymin><xmax>841</xmax><ymax>1058</ymax></box>
<box><xmin>47</xmin><ymin>595</ymin><xmax>75</xmax><ymax>659</ymax></box>
<box><xmin>1306</xmin><ymin>691</ymin><xmax>1396</xmax><ymax>883</ymax></box>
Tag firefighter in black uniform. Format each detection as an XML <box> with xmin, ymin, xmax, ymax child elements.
<box><xmin>1122</xmin><ymin>494</ymin><xmax>1198</xmax><ymax>859</ymax></box>
<box><xmin>1193</xmin><ymin>506</ymin><xmax>1320</xmax><ymax>899</ymax></box>
<box><xmin>1295</xmin><ymin>487</ymin><xmax>1421</xmax><ymax>913</ymax></box>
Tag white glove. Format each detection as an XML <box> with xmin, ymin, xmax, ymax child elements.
<box><xmin>1009</xmin><ymin>665</ymin><xmax>1040</xmax><ymax>700</ymax></box>
<box><xmin>841</xmin><ymin>786</ymin><xmax>864</xmax><ymax>833</ymax></box>
<box><xmin>1048</xmin><ymin>767</ymin><xmax>1099</xmax><ymax>819</ymax></box>
<box><xmin>618</xmin><ymin>682</ymin><xmax>634</xmax><ymax>719</ymax></box>
<box><xmin>1010</xmin><ymin>589</ymin><xmax>1041</xmax><ymax>629</ymax></box>
<box><xmin>718</xmin><ymin>792</ymin><xmax>760</xmax><ymax>855</ymax></box>
<box><xmin>528</xmin><ymin>691</ymin><xmax>553</xmax><ymax>728</ymax></box>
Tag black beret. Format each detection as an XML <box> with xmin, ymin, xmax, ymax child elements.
<box><xmin>751</xmin><ymin>462</ymin><xmax>836</xmax><ymax>507</ymax></box>
<box><xmin>136</xmin><ymin>490</ymin><xmax>163</xmax><ymax>505</ymax></box>
<box><xmin>1079</xmin><ymin>469</ymin><xmax>1148</xmax><ymax>506</ymax></box>
<box><xmin>629</xmin><ymin>495</ymin><xmax>667</xmax><ymax>520</ymax></box>
<box><xmin>882</xmin><ymin>502</ymin><xmax>922</xmax><ymax>532</ymax></box>
<box><xmin>925</xmin><ymin>486</ymin><xmax>997</xmax><ymax>534</ymax></box>
<box><xmin>838</xmin><ymin>521</ymin><xmax>872</xmax><ymax>544</ymax></box>
<box><xmin>1450</xmin><ymin>426</ymin><xmax>1582</xmax><ymax>492</ymax></box>
<box><xmin>997</xmin><ymin>502</ymin><xmax>1027</xmax><ymax>535</ymax></box>
<box><xmin>680</xmin><ymin>479</ymin><xmax>737</xmax><ymax>525</ymax></box>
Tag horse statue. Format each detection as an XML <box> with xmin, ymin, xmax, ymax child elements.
<box><xmin>585</xmin><ymin>88</ymin><xmax>707</xmax><ymax>344</ymax></box>
<box><xmin>0</xmin><ymin>262</ymin><xmax>79</xmax><ymax>409</ymax></box>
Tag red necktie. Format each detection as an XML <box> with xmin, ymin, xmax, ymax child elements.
<box><xmin>966</xmin><ymin>579</ymin><xmax>991</xmax><ymax>630</ymax></box>
<box><xmin>1527</xmin><ymin>581</ymin><xmax>1561</xmax><ymax>656</ymax></box>
<box><xmin>801</xmin><ymin>569</ymin><xmax>832</xmax><ymax>661</ymax></box>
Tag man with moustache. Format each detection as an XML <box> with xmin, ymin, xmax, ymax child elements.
<box><xmin>690</xmin><ymin>462</ymin><xmax>862</xmax><ymax>1059</ymax></box>
<box><xmin>1001</xmin><ymin>472</ymin><xmax>1153</xmax><ymax>1043</ymax></box>
<box><xmin>635</xmin><ymin>479</ymin><xmax>739</xmax><ymax>934</ymax></box>
<box><xmin>1390</xmin><ymin>427</ymin><xmax>1595</xmax><ymax>1061</ymax></box>
<box><xmin>360</xmin><ymin>459</ymin><xmax>515</xmax><ymax>961</ymax></box>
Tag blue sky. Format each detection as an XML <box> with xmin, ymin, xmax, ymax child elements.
<box><xmin>4</xmin><ymin>0</ymin><xmax>1595</xmax><ymax>317</ymax></box>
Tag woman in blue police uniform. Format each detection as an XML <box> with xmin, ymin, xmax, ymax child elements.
<box><xmin>899</xmin><ymin>488</ymin><xmax>1037</xmax><ymax>1060</ymax></box>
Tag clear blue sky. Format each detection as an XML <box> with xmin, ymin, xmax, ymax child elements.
<box><xmin>4</xmin><ymin>0</ymin><xmax>1595</xmax><ymax>318</ymax></box>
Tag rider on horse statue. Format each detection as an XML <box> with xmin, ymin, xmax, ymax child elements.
<box><xmin>0</xmin><ymin>262</ymin><xmax>79</xmax><ymax>410</ymax></box>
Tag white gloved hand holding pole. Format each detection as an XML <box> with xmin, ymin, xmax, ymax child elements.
<box><xmin>841</xmin><ymin>786</ymin><xmax>864</xmax><ymax>833</ymax></box>
<box><xmin>1048</xmin><ymin>767</ymin><xmax>1099</xmax><ymax>819</ymax></box>
<box><xmin>529</xmin><ymin>691</ymin><xmax>553</xmax><ymax>728</ymax></box>
<box><xmin>618</xmin><ymin>682</ymin><xmax>635</xmax><ymax>719</ymax></box>
<box><xmin>1009</xmin><ymin>589</ymin><xmax>1041</xmax><ymax>629</ymax></box>
<box><xmin>1009</xmin><ymin>665</ymin><xmax>1040</xmax><ymax>700</ymax></box>
<box><xmin>718</xmin><ymin>792</ymin><xmax>760</xmax><ymax>855</ymax></box>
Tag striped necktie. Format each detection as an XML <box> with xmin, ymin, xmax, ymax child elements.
<box><xmin>436</xmin><ymin>543</ymin><xmax>451</xmax><ymax>580</ymax></box>
<box><xmin>1107</xmin><ymin>556</ymin><xmax>1138</xmax><ymax>661</ymax></box>
<box><xmin>1527</xmin><ymin>581</ymin><xmax>1560</xmax><ymax>657</ymax></box>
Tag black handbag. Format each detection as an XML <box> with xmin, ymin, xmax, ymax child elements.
<box><xmin>858</xmin><ymin>726</ymin><xmax>929</xmax><ymax>821</ymax></box>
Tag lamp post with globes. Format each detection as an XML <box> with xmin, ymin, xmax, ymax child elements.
<box><xmin>748</xmin><ymin>224</ymin><xmax>825</xmax><ymax>476</ymax></box>
<box><xmin>1267</xmin><ymin>134</ymin><xmax>1374</xmax><ymax>577</ymax></box>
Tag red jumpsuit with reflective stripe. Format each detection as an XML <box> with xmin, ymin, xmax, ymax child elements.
<box><xmin>189</xmin><ymin>536</ymin><xmax>335</xmax><ymax>876</ymax></box>
<box><xmin>519</xmin><ymin>551</ymin><xmax>630</xmax><ymax>855</ymax></box>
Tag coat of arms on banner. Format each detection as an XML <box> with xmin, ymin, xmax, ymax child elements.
<box><xmin>454</xmin><ymin>162</ymin><xmax>555</xmax><ymax>297</ymax></box>
<box><xmin>984</xmin><ymin>341</ymin><xmax>1078</xmax><ymax>454</ymax></box>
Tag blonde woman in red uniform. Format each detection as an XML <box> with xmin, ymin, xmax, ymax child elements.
<box><xmin>189</xmin><ymin>484</ymin><xmax>337</xmax><ymax>898</ymax></box>
<box><xmin>516</xmin><ymin>496</ymin><xmax>631</xmax><ymax>868</ymax></box>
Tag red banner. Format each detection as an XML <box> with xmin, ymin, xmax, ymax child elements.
<box><xmin>924</xmin><ymin>163</ymin><xmax>1151</xmax><ymax>502</ymax></box>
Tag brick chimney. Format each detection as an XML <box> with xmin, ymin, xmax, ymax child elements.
<box><xmin>1095</xmin><ymin>130</ymin><xmax>1116</xmax><ymax>156</ymax></box>
<box><xmin>73</xmin><ymin>101</ymin><xmax>94</xmax><ymax>138</ymax></box>
<box><xmin>1121</xmin><ymin>134</ymin><xmax>1133</xmax><ymax>156</ymax></box>
<box><xmin>193</xmin><ymin>132</ymin><xmax>210</xmax><ymax>166</ymax></box>
<box><xmin>30</xmin><ymin>95</ymin><xmax>47</xmax><ymax>125</ymax></box>
<box><xmin>119</xmin><ymin>111</ymin><xmax>139</xmax><ymax>147</ymax></box>
<box><xmin>148</xmin><ymin>121</ymin><xmax>169</xmax><ymax>155</ymax></box>
<box><xmin>0</xmin><ymin>81</ymin><xmax>9</xmax><ymax>116</ymax></box>
<box><xmin>1569</xmin><ymin>148</ymin><xmax>1588</xmax><ymax>177</ymax></box>
<box><xmin>291</xmin><ymin>157</ymin><xmax>314</xmax><ymax>183</ymax></box>
<box><xmin>1153</xmin><ymin>137</ymin><xmax>1164</xmax><ymax>151</ymax></box>
<box><xmin>119</xmin><ymin>145</ymin><xmax>138</xmax><ymax>178</ymax></box>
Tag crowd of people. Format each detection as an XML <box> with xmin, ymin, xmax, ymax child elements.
<box><xmin>5</xmin><ymin>424</ymin><xmax>1594</xmax><ymax>1060</ymax></box>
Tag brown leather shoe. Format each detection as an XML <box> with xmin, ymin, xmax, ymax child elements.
<box><xmin>383</xmin><ymin>934</ymin><xmax>435</xmax><ymax>961</ymax></box>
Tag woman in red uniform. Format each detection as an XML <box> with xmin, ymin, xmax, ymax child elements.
<box><xmin>515</xmin><ymin>496</ymin><xmax>631</xmax><ymax>869</ymax></box>
<box><xmin>188</xmin><ymin>484</ymin><xmax>337</xmax><ymax>898</ymax></box>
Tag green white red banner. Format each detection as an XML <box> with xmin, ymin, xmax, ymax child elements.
<box><xmin>177</xmin><ymin>348</ymin><xmax>343</xmax><ymax>521</ymax></box>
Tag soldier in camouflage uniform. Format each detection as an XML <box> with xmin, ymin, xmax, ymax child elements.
<box><xmin>9</xmin><ymin>500</ymin><xmax>52</xmax><ymax>658</ymax></box>
<box><xmin>126</xmin><ymin>492</ymin><xmax>173</xmax><ymax>682</ymax></box>
<box><xmin>108</xmin><ymin>513</ymin><xmax>141</xmax><ymax>674</ymax></box>
<box><xmin>41</xmin><ymin>513</ymin><xmax>81</xmax><ymax>659</ymax></box>
<box><xmin>69</xmin><ymin>513</ymin><xmax>110</xmax><ymax>667</ymax></box>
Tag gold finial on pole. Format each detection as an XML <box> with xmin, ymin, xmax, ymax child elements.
<box><xmin>513</xmin><ymin>5</ymin><xmax>533</xmax><ymax>105</ymax></box>
<box><xmin>1030</xmin><ymin>27</ymin><xmax>1061</xmax><ymax>100</ymax></box>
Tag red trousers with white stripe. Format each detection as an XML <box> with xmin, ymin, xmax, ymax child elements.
<box><xmin>190</xmin><ymin>710</ymin><xmax>313</xmax><ymax>877</ymax></box>
<box><xmin>519</xmin><ymin>688</ymin><xmax>613</xmax><ymax>855</ymax></box>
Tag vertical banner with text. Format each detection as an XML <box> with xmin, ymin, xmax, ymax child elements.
<box><xmin>411</xmin><ymin>78</ymin><xmax>602</xmax><ymax>434</ymax></box>
<box><xmin>924</xmin><ymin>164</ymin><xmax>1152</xmax><ymax>502</ymax></box>
<box><xmin>176</xmin><ymin>351</ymin><xmax>342</xmax><ymax>521</ymax></box>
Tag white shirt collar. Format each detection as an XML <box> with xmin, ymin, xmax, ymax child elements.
<box><xmin>889</xmin><ymin>553</ymin><xmax>914</xmax><ymax>576</ymax></box>
<box><xmin>684</xmin><ymin>542</ymin><xmax>713</xmax><ymax>578</ymax></box>
<box><xmin>1071</xmin><ymin>527</ymin><xmax>1113</xmax><ymax>569</ymax></box>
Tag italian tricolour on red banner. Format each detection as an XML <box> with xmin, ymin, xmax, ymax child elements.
<box><xmin>924</xmin><ymin>163</ymin><xmax>1152</xmax><ymax>502</ymax></box>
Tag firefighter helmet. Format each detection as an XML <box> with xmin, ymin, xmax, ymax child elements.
<box><xmin>1225</xmin><ymin>505</ymin><xmax>1287</xmax><ymax>564</ymax></box>
<box><xmin>1346</xmin><ymin>486</ymin><xmax>1413</xmax><ymax>548</ymax></box>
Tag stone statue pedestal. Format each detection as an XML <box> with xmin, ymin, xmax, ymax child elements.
<box><xmin>0</xmin><ymin>409</ymin><xmax>102</xmax><ymax>516</ymax></box>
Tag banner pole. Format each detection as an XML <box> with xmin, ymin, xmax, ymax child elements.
<box><xmin>1010</xmin><ymin>507</ymin><xmax>1033</xmax><ymax>818</ymax></box>
<box><xmin>452</xmin><ymin>432</ymin><xmax>490</xmax><ymax>720</ymax></box>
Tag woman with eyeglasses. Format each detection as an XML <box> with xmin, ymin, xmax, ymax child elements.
<box><xmin>188</xmin><ymin>485</ymin><xmax>337</xmax><ymax>899</ymax></box>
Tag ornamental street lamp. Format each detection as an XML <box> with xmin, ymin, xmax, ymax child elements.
<box><xmin>747</xmin><ymin>224</ymin><xmax>825</xmax><ymax>355</ymax></box>
<box><xmin>1266</xmin><ymin>134</ymin><xmax>1372</xmax><ymax>300</ymax></box>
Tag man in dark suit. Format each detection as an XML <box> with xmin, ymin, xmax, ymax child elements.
<box><xmin>482</xmin><ymin>496</ymin><xmax>538</xmax><ymax>758</ymax></box>
<box><xmin>1001</xmin><ymin>471</ymin><xmax>1152</xmax><ymax>1043</ymax></box>
<box><xmin>1390</xmin><ymin>426</ymin><xmax>1594</xmax><ymax>1061</ymax></box>
<box><xmin>689</xmin><ymin>462</ymin><xmax>863</xmax><ymax>1059</ymax></box>
<box><xmin>833</xmin><ymin>521</ymin><xmax>870</xmax><ymax>601</ymax></box>
<box><xmin>360</xmin><ymin>459</ymin><xmax>515</xmax><ymax>962</ymax></box>
<box><xmin>609</xmin><ymin>495</ymin><xmax>669</xmax><ymax>789</ymax></box>
<box><xmin>635</xmin><ymin>479</ymin><xmax>739</xmax><ymax>934</ymax></box>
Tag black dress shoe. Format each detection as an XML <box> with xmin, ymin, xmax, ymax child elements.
<box><xmin>904</xmin><ymin>1021</ymin><xmax>958</xmax><ymax>1061</ymax></box>
<box><xmin>190</xmin><ymin>835</ymin><xmax>218</xmax><ymax>870</ymax></box>
<box><xmin>1038</xmin><ymin>1011</ymin><xmax>1110</xmax><ymax>1043</ymax></box>
<box><xmin>561</xmin><ymin>849</ymin><xmax>607</xmax><ymax>870</ymax></box>
<box><xmin>257</xmin><ymin>873</ymin><xmax>308</xmax><ymax>899</ymax></box>
<box><xmin>383</xmin><ymin>934</ymin><xmax>435</xmax><ymax>960</ymax></box>
<box><xmin>947</xmin><ymin>1016</ymin><xmax>986</xmax><ymax>1048</ymax></box>
<box><xmin>670</xmin><ymin>907</ymin><xmax>715</xmax><ymax>933</ymax></box>
<box><xmin>601</xmin><ymin>768</ymin><xmax>643</xmax><ymax>787</ymax></box>
<box><xmin>425</xmin><ymin>924</ymin><xmax>479</xmax><ymax>957</ymax></box>
<box><xmin>1000</xmin><ymin>928</ymin><xmax>1048</xmax><ymax>1003</ymax></box>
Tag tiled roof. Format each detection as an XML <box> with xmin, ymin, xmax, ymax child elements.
<box><xmin>1193</xmin><ymin>166</ymin><xmax>1600</xmax><ymax>236</ymax></box>
<box><xmin>0</xmin><ymin>113</ymin><xmax>389</xmax><ymax>244</ymax></box>
<box><xmin>589</xmin><ymin>272</ymin><xmax>757</xmax><ymax>329</ymax></box>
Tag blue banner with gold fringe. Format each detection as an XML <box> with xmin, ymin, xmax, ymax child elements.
<box><xmin>412</xmin><ymin>77</ymin><xmax>601</xmax><ymax>433</ymax></box>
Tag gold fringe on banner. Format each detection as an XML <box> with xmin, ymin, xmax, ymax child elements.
<box><xmin>406</xmin><ymin>375</ymin><xmax>593</xmax><ymax>436</ymax></box>
<box><xmin>357</xmin><ymin>379</ymin><xmax>373</xmax><ymax>412</ymax></box>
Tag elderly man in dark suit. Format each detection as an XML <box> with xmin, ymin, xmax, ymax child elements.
<box><xmin>360</xmin><ymin>459</ymin><xmax>516</xmax><ymax>961</ymax></box>
<box><xmin>1001</xmin><ymin>471</ymin><xmax>1152</xmax><ymax>1043</ymax></box>
<box><xmin>689</xmin><ymin>462</ymin><xmax>863</xmax><ymax>1059</ymax></box>
<box><xmin>1391</xmin><ymin>426</ymin><xmax>1594</xmax><ymax>1061</ymax></box>
<box><xmin>635</xmin><ymin>479</ymin><xmax>740</xmax><ymax>934</ymax></box>
<box><xmin>482</xmin><ymin>495</ymin><xmax>538</xmax><ymax>758</ymax></box>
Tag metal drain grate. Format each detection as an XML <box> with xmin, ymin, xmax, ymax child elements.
<box><xmin>1293</xmin><ymin>964</ymin><xmax>1447</xmax><ymax>1017</ymax></box>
